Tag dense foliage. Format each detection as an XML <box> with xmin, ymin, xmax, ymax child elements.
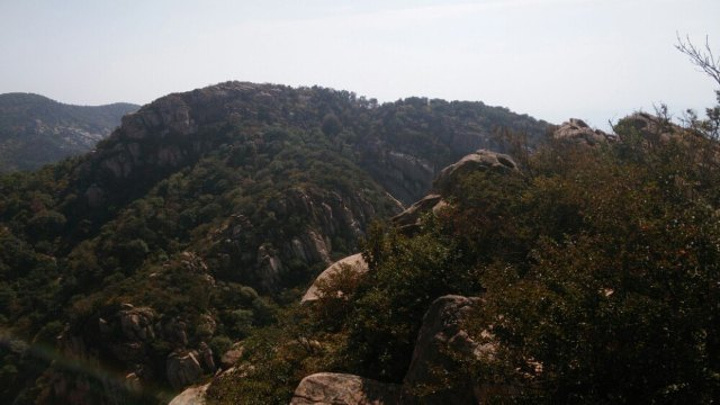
<box><xmin>206</xmin><ymin>120</ymin><xmax>720</xmax><ymax>403</ymax></box>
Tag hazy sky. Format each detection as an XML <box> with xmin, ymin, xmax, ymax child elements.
<box><xmin>1</xmin><ymin>0</ymin><xmax>719</xmax><ymax>129</ymax></box>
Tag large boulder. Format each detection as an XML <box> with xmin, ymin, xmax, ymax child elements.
<box><xmin>433</xmin><ymin>150</ymin><xmax>517</xmax><ymax>194</ymax></box>
<box><xmin>301</xmin><ymin>253</ymin><xmax>368</xmax><ymax>303</ymax></box>
<box><xmin>290</xmin><ymin>372</ymin><xmax>401</xmax><ymax>405</ymax></box>
<box><xmin>392</xmin><ymin>150</ymin><xmax>515</xmax><ymax>234</ymax></box>
<box><xmin>402</xmin><ymin>295</ymin><xmax>493</xmax><ymax>404</ymax></box>
<box><xmin>167</xmin><ymin>351</ymin><xmax>203</xmax><ymax>390</ymax></box>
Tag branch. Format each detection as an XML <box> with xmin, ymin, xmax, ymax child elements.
<box><xmin>676</xmin><ymin>33</ymin><xmax>720</xmax><ymax>87</ymax></box>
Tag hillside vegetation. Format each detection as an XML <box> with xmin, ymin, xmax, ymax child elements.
<box><xmin>0</xmin><ymin>83</ymin><xmax>547</xmax><ymax>404</ymax></box>
<box><xmin>206</xmin><ymin>111</ymin><xmax>720</xmax><ymax>404</ymax></box>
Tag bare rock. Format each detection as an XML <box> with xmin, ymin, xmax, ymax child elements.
<box><xmin>392</xmin><ymin>150</ymin><xmax>516</xmax><ymax>234</ymax></box>
<box><xmin>553</xmin><ymin>118</ymin><xmax>613</xmax><ymax>145</ymax></box>
<box><xmin>391</xmin><ymin>194</ymin><xmax>444</xmax><ymax>235</ymax></box>
<box><xmin>118</xmin><ymin>305</ymin><xmax>156</xmax><ymax>342</ymax></box>
<box><xmin>289</xmin><ymin>230</ymin><xmax>332</xmax><ymax>265</ymax></box>
<box><xmin>290</xmin><ymin>372</ymin><xmax>401</xmax><ymax>405</ymax></box>
<box><xmin>256</xmin><ymin>244</ymin><xmax>284</xmax><ymax>291</ymax></box>
<box><xmin>433</xmin><ymin>150</ymin><xmax>517</xmax><ymax>194</ymax></box>
<box><xmin>167</xmin><ymin>351</ymin><xmax>203</xmax><ymax>390</ymax></box>
<box><xmin>168</xmin><ymin>382</ymin><xmax>210</xmax><ymax>405</ymax></box>
<box><xmin>301</xmin><ymin>253</ymin><xmax>368</xmax><ymax>303</ymax></box>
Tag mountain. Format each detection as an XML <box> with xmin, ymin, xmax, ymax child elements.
<box><xmin>4</xmin><ymin>80</ymin><xmax>718</xmax><ymax>404</ymax></box>
<box><xmin>0</xmin><ymin>93</ymin><xmax>139</xmax><ymax>172</ymax></box>
<box><xmin>0</xmin><ymin>82</ymin><xmax>549</xmax><ymax>404</ymax></box>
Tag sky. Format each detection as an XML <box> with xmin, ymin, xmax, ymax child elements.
<box><xmin>1</xmin><ymin>0</ymin><xmax>719</xmax><ymax>130</ymax></box>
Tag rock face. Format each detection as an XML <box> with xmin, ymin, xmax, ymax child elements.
<box><xmin>553</xmin><ymin>118</ymin><xmax>613</xmax><ymax>145</ymax></box>
<box><xmin>290</xmin><ymin>372</ymin><xmax>402</xmax><ymax>405</ymax></box>
<box><xmin>402</xmin><ymin>295</ymin><xmax>488</xmax><ymax>404</ymax></box>
<box><xmin>119</xmin><ymin>304</ymin><xmax>156</xmax><ymax>342</ymax></box>
<box><xmin>301</xmin><ymin>253</ymin><xmax>369</xmax><ymax>303</ymax></box>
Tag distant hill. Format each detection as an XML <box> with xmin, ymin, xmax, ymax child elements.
<box><xmin>0</xmin><ymin>93</ymin><xmax>139</xmax><ymax>171</ymax></box>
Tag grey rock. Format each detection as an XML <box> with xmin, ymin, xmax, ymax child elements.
<box><xmin>197</xmin><ymin>342</ymin><xmax>216</xmax><ymax>374</ymax></box>
<box><xmin>290</xmin><ymin>372</ymin><xmax>401</xmax><ymax>405</ymax></box>
<box><xmin>166</xmin><ymin>351</ymin><xmax>203</xmax><ymax>390</ymax></box>
<box><xmin>118</xmin><ymin>305</ymin><xmax>156</xmax><ymax>342</ymax></box>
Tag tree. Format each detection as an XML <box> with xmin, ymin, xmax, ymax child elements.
<box><xmin>676</xmin><ymin>34</ymin><xmax>720</xmax><ymax>87</ymax></box>
<box><xmin>676</xmin><ymin>34</ymin><xmax>720</xmax><ymax>139</ymax></box>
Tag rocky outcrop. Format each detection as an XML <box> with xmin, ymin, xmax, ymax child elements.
<box><xmin>291</xmin><ymin>295</ymin><xmax>508</xmax><ymax>405</ymax></box>
<box><xmin>119</xmin><ymin>304</ymin><xmax>156</xmax><ymax>342</ymax></box>
<box><xmin>553</xmin><ymin>118</ymin><xmax>614</xmax><ymax>145</ymax></box>
<box><xmin>167</xmin><ymin>351</ymin><xmax>203</xmax><ymax>390</ymax></box>
<box><xmin>168</xmin><ymin>382</ymin><xmax>210</xmax><ymax>405</ymax></box>
<box><xmin>290</xmin><ymin>372</ymin><xmax>402</xmax><ymax>405</ymax></box>
<box><xmin>392</xmin><ymin>150</ymin><xmax>516</xmax><ymax>233</ymax></box>
<box><xmin>301</xmin><ymin>253</ymin><xmax>368</xmax><ymax>303</ymax></box>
